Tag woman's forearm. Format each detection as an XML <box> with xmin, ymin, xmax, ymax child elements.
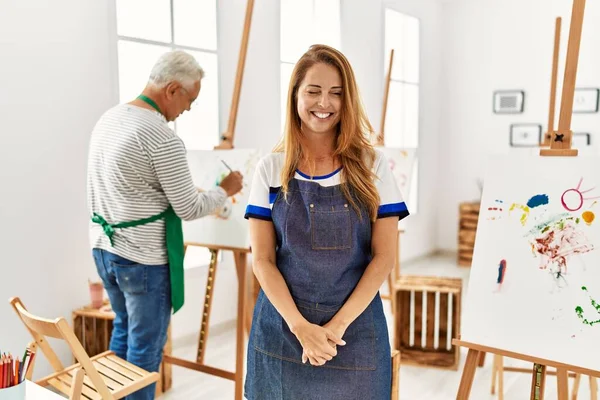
<box><xmin>253</xmin><ymin>260</ymin><xmax>306</xmax><ymax>332</ymax></box>
<box><xmin>330</xmin><ymin>254</ymin><xmax>394</xmax><ymax>329</ymax></box>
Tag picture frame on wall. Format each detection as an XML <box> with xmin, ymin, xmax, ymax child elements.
<box><xmin>572</xmin><ymin>132</ymin><xmax>591</xmax><ymax>148</ymax></box>
<box><xmin>493</xmin><ymin>90</ymin><xmax>525</xmax><ymax>114</ymax></box>
<box><xmin>573</xmin><ymin>88</ymin><xmax>599</xmax><ymax>113</ymax></box>
<box><xmin>509</xmin><ymin>123</ymin><xmax>542</xmax><ymax>147</ymax></box>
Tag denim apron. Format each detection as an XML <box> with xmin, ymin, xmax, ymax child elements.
<box><xmin>245</xmin><ymin>179</ymin><xmax>391</xmax><ymax>400</ymax></box>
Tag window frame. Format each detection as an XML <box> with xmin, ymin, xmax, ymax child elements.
<box><xmin>383</xmin><ymin>7</ymin><xmax>421</xmax><ymax>214</ymax></box>
<box><xmin>113</xmin><ymin>0</ymin><xmax>221</xmax><ymax>150</ymax></box>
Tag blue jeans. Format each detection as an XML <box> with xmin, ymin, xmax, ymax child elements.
<box><xmin>92</xmin><ymin>249</ymin><xmax>171</xmax><ymax>400</ymax></box>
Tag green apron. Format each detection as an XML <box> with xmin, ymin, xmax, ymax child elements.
<box><xmin>91</xmin><ymin>207</ymin><xmax>185</xmax><ymax>314</ymax></box>
<box><xmin>91</xmin><ymin>94</ymin><xmax>185</xmax><ymax>313</ymax></box>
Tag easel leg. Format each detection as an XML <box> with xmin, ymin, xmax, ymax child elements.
<box><xmin>571</xmin><ymin>373</ymin><xmax>581</xmax><ymax>400</ymax></box>
<box><xmin>197</xmin><ymin>249</ymin><xmax>220</xmax><ymax>363</ymax></box>
<box><xmin>244</xmin><ymin>262</ymin><xmax>256</xmax><ymax>335</ymax></box>
<box><xmin>557</xmin><ymin>368</ymin><xmax>569</xmax><ymax>400</ymax></box>
<box><xmin>477</xmin><ymin>352</ymin><xmax>486</xmax><ymax>367</ymax></box>
<box><xmin>498</xmin><ymin>355</ymin><xmax>504</xmax><ymax>400</ymax></box>
<box><xmin>530</xmin><ymin>364</ymin><xmax>546</xmax><ymax>400</ymax></box>
<box><xmin>234</xmin><ymin>251</ymin><xmax>248</xmax><ymax>400</ymax></box>
<box><xmin>391</xmin><ymin>350</ymin><xmax>400</xmax><ymax>400</ymax></box>
<box><xmin>491</xmin><ymin>354</ymin><xmax>498</xmax><ymax>394</ymax></box>
<box><xmin>456</xmin><ymin>349</ymin><xmax>480</xmax><ymax>400</ymax></box>
<box><xmin>590</xmin><ymin>376</ymin><xmax>598</xmax><ymax>400</ymax></box>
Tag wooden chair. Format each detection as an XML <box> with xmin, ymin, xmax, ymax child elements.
<box><xmin>70</xmin><ymin>368</ymin><xmax>85</xmax><ymax>399</ymax></box>
<box><xmin>9</xmin><ymin>297</ymin><xmax>159</xmax><ymax>399</ymax></box>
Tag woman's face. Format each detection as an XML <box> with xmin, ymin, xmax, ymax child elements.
<box><xmin>296</xmin><ymin>63</ymin><xmax>343</xmax><ymax>137</ymax></box>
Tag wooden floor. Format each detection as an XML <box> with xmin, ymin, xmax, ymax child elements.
<box><xmin>161</xmin><ymin>253</ymin><xmax>596</xmax><ymax>399</ymax></box>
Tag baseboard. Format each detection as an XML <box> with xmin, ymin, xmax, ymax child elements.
<box><xmin>171</xmin><ymin>319</ymin><xmax>237</xmax><ymax>349</ymax></box>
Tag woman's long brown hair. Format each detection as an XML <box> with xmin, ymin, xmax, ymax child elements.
<box><xmin>274</xmin><ymin>44</ymin><xmax>379</xmax><ymax>221</ymax></box>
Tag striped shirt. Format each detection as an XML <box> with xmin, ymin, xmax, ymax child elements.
<box><xmin>86</xmin><ymin>104</ymin><xmax>227</xmax><ymax>265</ymax></box>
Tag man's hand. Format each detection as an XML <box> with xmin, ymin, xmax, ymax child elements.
<box><xmin>219</xmin><ymin>171</ymin><xmax>243</xmax><ymax>196</ymax></box>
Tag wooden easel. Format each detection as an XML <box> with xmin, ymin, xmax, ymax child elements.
<box><xmin>541</xmin><ymin>17</ymin><xmax>562</xmax><ymax>147</ymax></box>
<box><xmin>455</xmin><ymin>1</ymin><xmax>600</xmax><ymax>399</ymax></box>
<box><xmin>375</xmin><ymin>48</ymin><xmax>405</xmax><ymax>316</ymax></box>
<box><xmin>161</xmin><ymin>1</ymin><xmax>255</xmax><ymax>399</ymax></box>
<box><xmin>492</xmin><ymin>14</ymin><xmax>577</xmax><ymax>399</ymax></box>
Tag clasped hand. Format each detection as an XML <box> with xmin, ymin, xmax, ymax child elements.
<box><xmin>291</xmin><ymin>320</ymin><xmax>346</xmax><ymax>366</ymax></box>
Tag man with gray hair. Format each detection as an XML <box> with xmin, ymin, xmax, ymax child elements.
<box><xmin>86</xmin><ymin>49</ymin><xmax>242</xmax><ymax>399</ymax></box>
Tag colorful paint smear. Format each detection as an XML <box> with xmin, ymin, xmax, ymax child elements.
<box><xmin>489</xmin><ymin>183</ymin><xmax>596</xmax><ymax>298</ymax></box>
<box><xmin>509</xmin><ymin>203</ymin><xmax>530</xmax><ymax>226</ymax></box>
<box><xmin>582</xmin><ymin>211</ymin><xmax>595</xmax><ymax>225</ymax></box>
<box><xmin>529</xmin><ymin>217</ymin><xmax>593</xmax><ymax>287</ymax></box>
<box><xmin>575</xmin><ymin>286</ymin><xmax>600</xmax><ymax>327</ymax></box>
<box><xmin>487</xmin><ymin>200</ymin><xmax>505</xmax><ymax>220</ymax></box>
<box><xmin>527</xmin><ymin>194</ymin><xmax>549</xmax><ymax>209</ymax></box>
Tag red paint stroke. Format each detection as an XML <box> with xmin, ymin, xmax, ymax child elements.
<box><xmin>488</xmin><ymin>207</ymin><xmax>503</xmax><ymax>211</ymax></box>
<box><xmin>532</xmin><ymin>220</ymin><xmax>593</xmax><ymax>278</ymax></box>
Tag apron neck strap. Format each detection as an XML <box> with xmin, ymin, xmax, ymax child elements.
<box><xmin>137</xmin><ymin>94</ymin><xmax>163</xmax><ymax>115</ymax></box>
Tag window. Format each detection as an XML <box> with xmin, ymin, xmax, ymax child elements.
<box><xmin>384</xmin><ymin>9</ymin><xmax>420</xmax><ymax>212</ymax></box>
<box><xmin>280</xmin><ymin>0</ymin><xmax>341</xmax><ymax>131</ymax></box>
<box><xmin>115</xmin><ymin>0</ymin><xmax>219</xmax><ymax>150</ymax></box>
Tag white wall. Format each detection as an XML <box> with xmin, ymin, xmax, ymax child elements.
<box><xmin>437</xmin><ymin>0</ymin><xmax>600</xmax><ymax>250</ymax></box>
<box><xmin>0</xmin><ymin>0</ymin><xmax>115</xmax><ymax>378</ymax></box>
<box><xmin>342</xmin><ymin>0</ymin><xmax>444</xmax><ymax>262</ymax></box>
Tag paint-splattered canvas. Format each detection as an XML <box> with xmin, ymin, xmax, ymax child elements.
<box><xmin>183</xmin><ymin>149</ymin><xmax>260</xmax><ymax>249</ymax></box>
<box><xmin>378</xmin><ymin>147</ymin><xmax>417</xmax><ymax>229</ymax></box>
<box><xmin>462</xmin><ymin>154</ymin><xmax>600</xmax><ymax>373</ymax></box>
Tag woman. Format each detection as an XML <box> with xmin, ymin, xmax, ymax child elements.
<box><xmin>244</xmin><ymin>44</ymin><xmax>409</xmax><ymax>399</ymax></box>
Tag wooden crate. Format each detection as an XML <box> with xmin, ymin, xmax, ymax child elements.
<box><xmin>394</xmin><ymin>275</ymin><xmax>462</xmax><ymax>370</ymax></box>
<box><xmin>458</xmin><ymin>202</ymin><xmax>480</xmax><ymax>267</ymax></box>
<box><xmin>72</xmin><ymin>304</ymin><xmax>172</xmax><ymax>397</ymax></box>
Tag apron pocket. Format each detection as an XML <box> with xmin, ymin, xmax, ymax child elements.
<box><xmin>310</xmin><ymin>205</ymin><xmax>352</xmax><ymax>250</ymax></box>
<box><xmin>252</xmin><ymin>294</ymin><xmax>376</xmax><ymax>371</ymax></box>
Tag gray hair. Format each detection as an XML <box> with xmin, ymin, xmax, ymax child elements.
<box><xmin>148</xmin><ymin>50</ymin><xmax>205</xmax><ymax>89</ymax></box>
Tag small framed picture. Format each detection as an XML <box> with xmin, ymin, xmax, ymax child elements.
<box><xmin>509</xmin><ymin>124</ymin><xmax>542</xmax><ymax>147</ymax></box>
<box><xmin>494</xmin><ymin>90</ymin><xmax>525</xmax><ymax>114</ymax></box>
<box><xmin>573</xmin><ymin>88</ymin><xmax>599</xmax><ymax>113</ymax></box>
<box><xmin>572</xmin><ymin>132</ymin><xmax>591</xmax><ymax>148</ymax></box>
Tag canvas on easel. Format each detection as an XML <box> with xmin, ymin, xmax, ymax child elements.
<box><xmin>183</xmin><ymin>148</ymin><xmax>260</xmax><ymax>249</ymax></box>
<box><xmin>463</xmin><ymin>154</ymin><xmax>600</xmax><ymax>373</ymax></box>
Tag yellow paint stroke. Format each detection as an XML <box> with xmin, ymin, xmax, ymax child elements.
<box><xmin>509</xmin><ymin>203</ymin><xmax>530</xmax><ymax>226</ymax></box>
<box><xmin>582</xmin><ymin>211</ymin><xmax>595</xmax><ymax>225</ymax></box>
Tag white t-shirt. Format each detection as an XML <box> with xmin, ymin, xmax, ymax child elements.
<box><xmin>245</xmin><ymin>149</ymin><xmax>409</xmax><ymax>221</ymax></box>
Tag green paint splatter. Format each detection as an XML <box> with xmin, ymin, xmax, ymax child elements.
<box><xmin>576</xmin><ymin>217</ymin><xmax>580</xmax><ymax>224</ymax></box>
<box><xmin>575</xmin><ymin>286</ymin><xmax>600</xmax><ymax>327</ymax></box>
